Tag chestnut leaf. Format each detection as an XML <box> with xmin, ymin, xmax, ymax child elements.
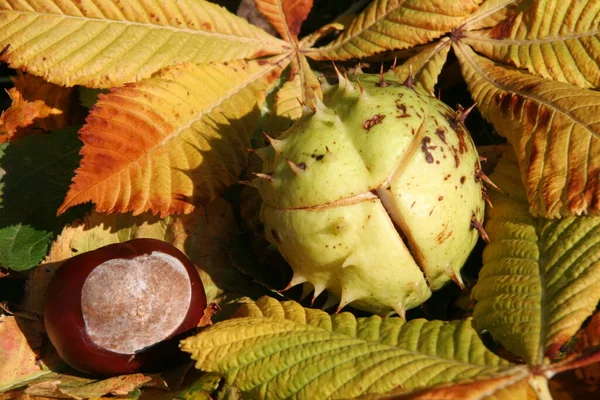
<box><xmin>181</xmin><ymin>296</ymin><xmax>514</xmax><ymax>399</ymax></box>
<box><xmin>0</xmin><ymin>128</ymin><xmax>88</xmax><ymax>271</ymax></box>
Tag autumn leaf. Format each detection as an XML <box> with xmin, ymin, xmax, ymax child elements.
<box><xmin>0</xmin><ymin>315</ymin><xmax>59</xmax><ymax>392</ymax></box>
<box><xmin>471</xmin><ymin>149</ymin><xmax>600</xmax><ymax>365</ymax></box>
<box><xmin>21</xmin><ymin>198</ymin><xmax>265</xmax><ymax>313</ymax></box>
<box><xmin>0</xmin><ymin>0</ymin><xmax>288</xmax><ymax>87</ymax></box>
<box><xmin>58</xmin><ymin>55</ymin><xmax>290</xmax><ymax>217</ymax></box>
<box><xmin>391</xmin><ymin>38</ymin><xmax>451</xmax><ymax>95</ymax></box>
<box><xmin>182</xmin><ymin>296</ymin><xmax>512</xmax><ymax>399</ymax></box>
<box><xmin>463</xmin><ymin>0</ymin><xmax>600</xmax><ymax>88</ymax></box>
<box><xmin>21</xmin><ymin>373</ymin><xmax>154</xmax><ymax>399</ymax></box>
<box><xmin>355</xmin><ymin>371</ymin><xmax>532</xmax><ymax>399</ymax></box>
<box><xmin>254</xmin><ymin>0</ymin><xmax>313</xmax><ymax>41</ymax></box>
<box><xmin>454</xmin><ymin>41</ymin><xmax>600</xmax><ymax>218</ymax></box>
<box><xmin>0</xmin><ymin>73</ymin><xmax>84</xmax><ymax>142</ymax></box>
<box><xmin>306</xmin><ymin>0</ymin><xmax>483</xmax><ymax>60</ymax></box>
<box><xmin>271</xmin><ymin>54</ymin><xmax>322</xmax><ymax>123</ymax></box>
<box><xmin>0</xmin><ymin>128</ymin><xmax>86</xmax><ymax>271</ymax></box>
<box><xmin>461</xmin><ymin>0</ymin><xmax>531</xmax><ymax>32</ymax></box>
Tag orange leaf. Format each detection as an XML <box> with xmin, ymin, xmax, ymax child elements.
<box><xmin>255</xmin><ymin>0</ymin><xmax>313</xmax><ymax>41</ymax></box>
<box><xmin>58</xmin><ymin>55</ymin><xmax>290</xmax><ymax>217</ymax></box>
<box><xmin>0</xmin><ymin>73</ymin><xmax>84</xmax><ymax>142</ymax></box>
<box><xmin>0</xmin><ymin>316</ymin><xmax>60</xmax><ymax>391</ymax></box>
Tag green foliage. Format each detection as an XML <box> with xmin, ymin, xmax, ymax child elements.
<box><xmin>0</xmin><ymin>129</ymin><xmax>85</xmax><ymax>270</ymax></box>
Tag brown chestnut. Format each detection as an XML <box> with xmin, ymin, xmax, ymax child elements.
<box><xmin>43</xmin><ymin>238</ymin><xmax>206</xmax><ymax>376</ymax></box>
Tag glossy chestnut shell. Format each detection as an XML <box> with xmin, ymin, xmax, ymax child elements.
<box><xmin>43</xmin><ymin>238</ymin><xmax>206</xmax><ymax>376</ymax></box>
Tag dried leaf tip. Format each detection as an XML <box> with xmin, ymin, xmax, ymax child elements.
<box><xmin>470</xmin><ymin>214</ymin><xmax>490</xmax><ymax>244</ymax></box>
<box><xmin>377</xmin><ymin>64</ymin><xmax>388</xmax><ymax>87</ymax></box>
<box><xmin>403</xmin><ymin>65</ymin><xmax>414</xmax><ymax>89</ymax></box>
<box><xmin>286</xmin><ymin>159</ymin><xmax>307</xmax><ymax>175</ymax></box>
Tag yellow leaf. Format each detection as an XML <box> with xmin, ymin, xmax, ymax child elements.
<box><xmin>272</xmin><ymin>54</ymin><xmax>322</xmax><ymax>122</ymax></box>
<box><xmin>306</xmin><ymin>0</ymin><xmax>482</xmax><ymax>61</ymax></box>
<box><xmin>0</xmin><ymin>72</ymin><xmax>84</xmax><ymax>141</ymax></box>
<box><xmin>391</xmin><ymin>38</ymin><xmax>451</xmax><ymax>96</ymax></box>
<box><xmin>472</xmin><ymin>150</ymin><xmax>600</xmax><ymax>364</ymax></box>
<box><xmin>463</xmin><ymin>0</ymin><xmax>600</xmax><ymax>88</ymax></box>
<box><xmin>461</xmin><ymin>0</ymin><xmax>531</xmax><ymax>32</ymax></box>
<box><xmin>0</xmin><ymin>315</ymin><xmax>60</xmax><ymax>391</ymax></box>
<box><xmin>356</xmin><ymin>370</ymin><xmax>532</xmax><ymax>399</ymax></box>
<box><xmin>58</xmin><ymin>55</ymin><xmax>291</xmax><ymax>217</ymax></box>
<box><xmin>0</xmin><ymin>0</ymin><xmax>288</xmax><ymax>87</ymax></box>
<box><xmin>254</xmin><ymin>0</ymin><xmax>313</xmax><ymax>42</ymax></box>
<box><xmin>454</xmin><ymin>42</ymin><xmax>600</xmax><ymax>218</ymax></box>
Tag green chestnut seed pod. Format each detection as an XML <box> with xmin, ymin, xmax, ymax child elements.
<box><xmin>251</xmin><ymin>72</ymin><xmax>486</xmax><ymax>316</ymax></box>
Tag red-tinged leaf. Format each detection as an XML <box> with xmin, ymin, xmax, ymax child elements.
<box><xmin>0</xmin><ymin>315</ymin><xmax>60</xmax><ymax>392</ymax></box>
<box><xmin>255</xmin><ymin>0</ymin><xmax>313</xmax><ymax>41</ymax></box>
<box><xmin>58</xmin><ymin>55</ymin><xmax>291</xmax><ymax>217</ymax></box>
<box><xmin>0</xmin><ymin>73</ymin><xmax>84</xmax><ymax>142</ymax></box>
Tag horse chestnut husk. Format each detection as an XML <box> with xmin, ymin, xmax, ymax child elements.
<box><xmin>43</xmin><ymin>238</ymin><xmax>206</xmax><ymax>376</ymax></box>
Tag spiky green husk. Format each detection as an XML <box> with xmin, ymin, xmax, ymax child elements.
<box><xmin>253</xmin><ymin>73</ymin><xmax>485</xmax><ymax>316</ymax></box>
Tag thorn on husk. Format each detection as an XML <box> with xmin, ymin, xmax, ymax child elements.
<box><xmin>471</xmin><ymin>214</ymin><xmax>490</xmax><ymax>244</ymax></box>
<box><xmin>391</xmin><ymin>57</ymin><xmax>398</xmax><ymax>72</ymax></box>
<box><xmin>377</xmin><ymin>64</ymin><xmax>388</xmax><ymax>87</ymax></box>
<box><xmin>253</xmin><ymin>172</ymin><xmax>273</xmax><ymax>182</ymax></box>
<box><xmin>475</xmin><ymin>163</ymin><xmax>501</xmax><ymax>192</ymax></box>
<box><xmin>356</xmin><ymin>76</ymin><xmax>364</xmax><ymax>93</ymax></box>
<box><xmin>403</xmin><ymin>65</ymin><xmax>414</xmax><ymax>89</ymax></box>
<box><xmin>286</xmin><ymin>159</ymin><xmax>307</xmax><ymax>175</ymax></box>
<box><xmin>482</xmin><ymin>185</ymin><xmax>493</xmax><ymax>208</ymax></box>
<box><xmin>454</xmin><ymin>103</ymin><xmax>477</xmax><ymax>125</ymax></box>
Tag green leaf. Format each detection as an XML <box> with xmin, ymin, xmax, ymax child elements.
<box><xmin>0</xmin><ymin>128</ymin><xmax>86</xmax><ymax>271</ymax></box>
<box><xmin>306</xmin><ymin>0</ymin><xmax>482</xmax><ymax>61</ymax></box>
<box><xmin>181</xmin><ymin>297</ymin><xmax>511</xmax><ymax>399</ymax></box>
<box><xmin>472</xmin><ymin>150</ymin><xmax>600</xmax><ymax>365</ymax></box>
<box><xmin>0</xmin><ymin>0</ymin><xmax>288</xmax><ymax>87</ymax></box>
<box><xmin>463</xmin><ymin>0</ymin><xmax>600</xmax><ymax>88</ymax></box>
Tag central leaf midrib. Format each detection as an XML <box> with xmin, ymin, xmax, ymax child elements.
<box><xmin>4</xmin><ymin>9</ymin><xmax>288</xmax><ymax>46</ymax></box>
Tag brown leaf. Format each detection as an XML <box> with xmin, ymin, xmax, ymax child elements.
<box><xmin>454</xmin><ymin>41</ymin><xmax>600</xmax><ymax>218</ymax></box>
<box><xmin>255</xmin><ymin>0</ymin><xmax>313</xmax><ymax>41</ymax></box>
<box><xmin>23</xmin><ymin>374</ymin><xmax>153</xmax><ymax>399</ymax></box>
<box><xmin>0</xmin><ymin>73</ymin><xmax>84</xmax><ymax>142</ymax></box>
<box><xmin>0</xmin><ymin>316</ymin><xmax>50</xmax><ymax>390</ymax></box>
